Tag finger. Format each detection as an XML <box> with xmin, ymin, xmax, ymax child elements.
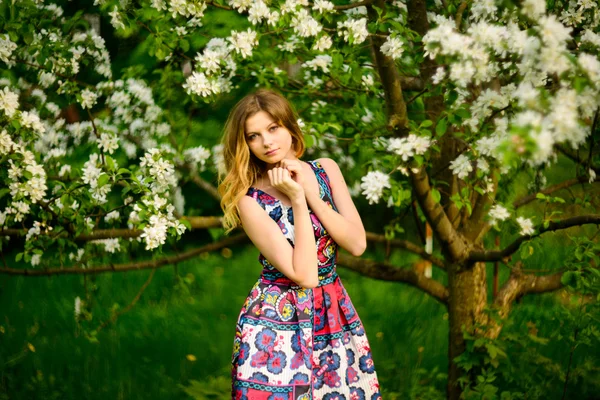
<box><xmin>267</xmin><ymin>169</ymin><xmax>273</xmax><ymax>186</ymax></box>
<box><xmin>278</xmin><ymin>167</ymin><xmax>284</xmax><ymax>184</ymax></box>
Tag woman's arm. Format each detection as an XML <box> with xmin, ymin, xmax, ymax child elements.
<box><xmin>238</xmin><ymin>194</ymin><xmax>319</xmax><ymax>289</ymax></box>
<box><xmin>304</xmin><ymin>158</ymin><xmax>367</xmax><ymax>257</ymax></box>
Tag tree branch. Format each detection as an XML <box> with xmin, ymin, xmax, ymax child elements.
<box><xmin>0</xmin><ymin>233</ymin><xmax>247</xmax><ymax>276</ymax></box>
<box><xmin>469</xmin><ymin>215</ymin><xmax>600</xmax><ymax>262</ymax></box>
<box><xmin>367</xmin><ymin>0</ymin><xmax>408</xmax><ymax>134</ymax></box>
<box><xmin>0</xmin><ymin>216</ymin><xmax>223</xmax><ymax>241</ymax></box>
<box><xmin>179</xmin><ymin>164</ymin><xmax>221</xmax><ymax>201</ymax></box>
<box><xmin>365</xmin><ymin>232</ymin><xmax>445</xmax><ymax>269</ymax></box>
<box><xmin>557</xmin><ymin>144</ymin><xmax>600</xmax><ymax>175</ymax></box>
<box><xmin>337</xmin><ymin>253</ymin><xmax>449</xmax><ymax>304</ymax></box>
<box><xmin>333</xmin><ymin>0</ymin><xmax>373</xmax><ymax>11</ymax></box>
<box><xmin>205</xmin><ymin>0</ymin><xmax>233</xmax><ymax>10</ymax></box>
<box><xmin>485</xmin><ymin>264</ymin><xmax>563</xmax><ymax>339</ymax></box>
<box><xmin>95</xmin><ymin>268</ymin><xmax>156</xmax><ymax>333</ymax></box>
<box><xmin>411</xmin><ymin>166</ymin><xmax>471</xmax><ymax>262</ymax></box>
<box><xmin>455</xmin><ymin>1</ymin><xmax>470</xmax><ymax>30</ymax></box>
<box><xmin>513</xmin><ymin>176</ymin><xmax>591</xmax><ymax>209</ymax></box>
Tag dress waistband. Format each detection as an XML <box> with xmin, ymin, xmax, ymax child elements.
<box><xmin>259</xmin><ymin>270</ymin><xmax>338</xmax><ymax>289</ymax></box>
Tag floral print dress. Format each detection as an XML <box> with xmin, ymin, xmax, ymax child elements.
<box><xmin>231</xmin><ymin>160</ymin><xmax>381</xmax><ymax>400</ymax></box>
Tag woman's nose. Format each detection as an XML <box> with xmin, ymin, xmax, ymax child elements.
<box><xmin>263</xmin><ymin>132</ymin><xmax>274</xmax><ymax>147</ymax></box>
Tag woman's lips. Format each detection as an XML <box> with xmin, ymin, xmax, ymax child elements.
<box><xmin>265</xmin><ymin>149</ymin><xmax>278</xmax><ymax>156</ymax></box>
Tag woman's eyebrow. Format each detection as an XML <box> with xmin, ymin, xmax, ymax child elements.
<box><xmin>246</xmin><ymin>121</ymin><xmax>276</xmax><ymax>135</ymax></box>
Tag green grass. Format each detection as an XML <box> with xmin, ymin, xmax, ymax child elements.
<box><xmin>1</xmin><ymin>235</ymin><xmax>597</xmax><ymax>399</ymax></box>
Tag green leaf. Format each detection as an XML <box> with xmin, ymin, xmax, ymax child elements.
<box><xmin>456</xmin><ymin>108</ymin><xmax>471</xmax><ymax>119</ymax></box>
<box><xmin>436</xmin><ymin>117</ymin><xmax>447</xmax><ymax>136</ymax></box>
<box><xmin>106</xmin><ymin>156</ymin><xmax>115</xmax><ymax>171</ymax></box>
<box><xmin>304</xmin><ymin>134</ymin><xmax>316</xmax><ymax>148</ymax></box>
<box><xmin>0</xmin><ymin>188</ymin><xmax>10</xmax><ymax>200</ymax></box>
<box><xmin>561</xmin><ymin>271</ymin><xmax>576</xmax><ymax>286</ymax></box>
<box><xmin>179</xmin><ymin>39</ymin><xmax>190</xmax><ymax>52</ymax></box>
<box><xmin>420</xmin><ymin>120</ymin><xmax>433</xmax><ymax>128</ymax></box>
<box><xmin>431</xmin><ymin>188</ymin><xmax>441</xmax><ymax>203</ymax></box>
<box><xmin>97</xmin><ymin>174</ymin><xmax>110</xmax><ymax>187</ymax></box>
<box><xmin>536</xmin><ymin>193</ymin><xmax>546</xmax><ymax>200</ymax></box>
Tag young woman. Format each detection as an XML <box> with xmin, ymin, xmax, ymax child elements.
<box><xmin>218</xmin><ymin>89</ymin><xmax>381</xmax><ymax>399</ymax></box>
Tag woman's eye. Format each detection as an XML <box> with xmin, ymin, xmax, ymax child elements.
<box><xmin>247</xmin><ymin>134</ymin><xmax>256</xmax><ymax>140</ymax></box>
<box><xmin>269</xmin><ymin>125</ymin><xmax>279</xmax><ymax>132</ymax></box>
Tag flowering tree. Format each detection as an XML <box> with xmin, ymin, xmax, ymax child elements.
<box><xmin>1</xmin><ymin>0</ymin><xmax>599</xmax><ymax>397</ymax></box>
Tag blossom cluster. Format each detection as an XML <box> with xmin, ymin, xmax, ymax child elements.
<box><xmin>184</xmin><ymin>37</ymin><xmax>239</xmax><ymax>97</ymax></box>
<box><xmin>423</xmin><ymin>4</ymin><xmax>600</xmax><ymax>168</ymax></box>
<box><xmin>387</xmin><ymin>134</ymin><xmax>433</xmax><ymax>162</ymax></box>
<box><xmin>360</xmin><ymin>171</ymin><xmax>391</xmax><ymax>205</ymax></box>
<box><xmin>488</xmin><ymin>204</ymin><xmax>535</xmax><ymax>236</ymax></box>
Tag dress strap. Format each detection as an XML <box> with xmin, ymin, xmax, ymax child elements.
<box><xmin>308</xmin><ymin>159</ymin><xmax>338</xmax><ymax>212</ymax></box>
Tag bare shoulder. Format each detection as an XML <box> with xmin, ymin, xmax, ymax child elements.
<box><xmin>237</xmin><ymin>192</ymin><xmax>260</xmax><ymax>215</ymax></box>
<box><xmin>316</xmin><ymin>157</ymin><xmax>339</xmax><ymax>169</ymax></box>
<box><xmin>316</xmin><ymin>157</ymin><xmax>344</xmax><ymax>186</ymax></box>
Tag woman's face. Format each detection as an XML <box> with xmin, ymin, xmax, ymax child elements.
<box><xmin>244</xmin><ymin>110</ymin><xmax>296</xmax><ymax>166</ymax></box>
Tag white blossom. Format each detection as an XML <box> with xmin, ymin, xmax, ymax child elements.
<box><xmin>581</xmin><ymin>30</ymin><xmax>600</xmax><ymax>48</ymax></box>
<box><xmin>516</xmin><ymin>216</ymin><xmax>535</xmax><ymax>235</ymax></box>
<box><xmin>476</xmin><ymin>158</ymin><xmax>489</xmax><ymax>173</ymax></box>
<box><xmin>184</xmin><ymin>145</ymin><xmax>211</xmax><ymax>169</ymax></box>
<box><xmin>578</xmin><ymin>53</ymin><xmax>600</xmax><ymax>84</ymax></box>
<box><xmin>104</xmin><ymin>210</ymin><xmax>120</xmax><ymax>223</ymax></box>
<box><xmin>0</xmin><ymin>87</ymin><xmax>19</xmax><ymax>117</ymax></box>
<box><xmin>338</xmin><ymin>18</ymin><xmax>368</xmax><ymax>44</ymax></box>
<box><xmin>31</xmin><ymin>253</ymin><xmax>41</xmax><ymax>266</ymax></box>
<box><xmin>380</xmin><ymin>36</ymin><xmax>404</xmax><ymax>59</ymax></box>
<box><xmin>80</xmin><ymin>89</ymin><xmax>98</xmax><ymax>109</ymax></box>
<box><xmin>25</xmin><ymin>221</ymin><xmax>42</xmax><ymax>241</ymax></box>
<box><xmin>0</xmin><ymin>34</ymin><xmax>17</xmax><ymax>63</ymax></box>
<box><xmin>589</xmin><ymin>168</ymin><xmax>597</xmax><ymax>184</ymax></box>
<box><xmin>489</xmin><ymin>204</ymin><xmax>510</xmax><ymax>225</ymax></box>
<box><xmin>387</xmin><ymin>134</ymin><xmax>432</xmax><ymax>161</ymax></box>
<box><xmin>522</xmin><ymin>0</ymin><xmax>546</xmax><ymax>20</ymax></box>
<box><xmin>449</xmin><ymin>154</ymin><xmax>473</xmax><ymax>179</ymax></box>
<box><xmin>361</xmin><ymin>108</ymin><xmax>374</xmax><ymax>124</ymax></box>
<box><xmin>140</xmin><ymin>214</ymin><xmax>169</xmax><ymax>250</ymax></box>
<box><xmin>74</xmin><ymin>297</ymin><xmax>81</xmax><ymax>318</ymax></box>
<box><xmin>228</xmin><ymin>28</ymin><xmax>258</xmax><ymax>59</ymax></box>
<box><xmin>360</xmin><ymin>170</ymin><xmax>390</xmax><ymax>205</ymax></box>
<box><xmin>432</xmin><ymin>67</ymin><xmax>445</xmax><ymax>85</ymax></box>
<box><xmin>0</xmin><ymin>129</ymin><xmax>15</xmax><ymax>155</ymax></box>
<box><xmin>313</xmin><ymin>35</ymin><xmax>332</xmax><ymax>51</ymax></box>
<box><xmin>291</xmin><ymin>9</ymin><xmax>322</xmax><ymax>37</ymax></box>
<box><xmin>313</xmin><ymin>0</ymin><xmax>334</xmax><ymax>13</ymax></box>
<box><xmin>20</xmin><ymin>111</ymin><xmax>45</xmax><ymax>134</ymax></box>
<box><xmin>303</xmin><ymin>55</ymin><xmax>333</xmax><ymax>73</ymax></box>
<box><xmin>38</xmin><ymin>72</ymin><xmax>56</xmax><ymax>88</ymax></box>
<box><xmin>97</xmin><ymin>132</ymin><xmax>119</xmax><ymax>154</ymax></box>
<box><xmin>109</xmin><ymin>7</ymin><xmax>125</xmax><ymax>30</ymax></box>
<box><xmin>229</xmin><ymin>0</ymin><xmax>253</xmax><ymax>12</ymax></box>
<box><xmin>183</xmin><ymin>71</ymin><xmax>218</xmax><ymax>97</ymax></box>
<box><xmin>361</xmin><ymin>74</ymin><xmax>374</xmax><ymax>87</ymax></box>
<box><xmin>248</xmin><ymin>0</ymin><xmax>270</xmax><ymax>25</ymax></box>
<box><xmin>92</xmin><ymin>238</ymin><xmax>121</xmax><ymax>253</ymax></box>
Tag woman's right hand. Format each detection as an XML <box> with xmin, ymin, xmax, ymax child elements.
<box><xmin>268</xmin><ymin>166</ymin><xmax>304</xmax><ymax>202</ymax></box>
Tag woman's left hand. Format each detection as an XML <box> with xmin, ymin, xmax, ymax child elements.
<box><xmin>280</xmin><ymin>159</ymin><xmax>314</xmax><ymax>197</ymax></box>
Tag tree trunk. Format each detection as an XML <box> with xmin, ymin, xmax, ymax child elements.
<box><xmin>447</xmin><ymin>262</ymin><xmax>488</xmax><ymax>400</ymax></box>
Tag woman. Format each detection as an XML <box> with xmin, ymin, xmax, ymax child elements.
<box><xmin>218</xmin><ymin>89</ymin><xmax>381</xmax><ymax>399</ymax></box>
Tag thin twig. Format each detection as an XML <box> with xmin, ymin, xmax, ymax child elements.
<box><xmin>95</xmin><ymin>268</ymin><xmax>156</xmax><ymax>333</ymax></box>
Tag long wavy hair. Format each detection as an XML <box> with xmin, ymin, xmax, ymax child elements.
<box><xmin>218</xmin><ymin>89</ymin><xmax>306</xmax><ymax>233</ymax></box>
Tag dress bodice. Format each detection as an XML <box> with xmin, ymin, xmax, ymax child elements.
<box><xmin>245</xmin><ymin>160</ymin><xmax>339</xmax><ymax>287</ymax></box>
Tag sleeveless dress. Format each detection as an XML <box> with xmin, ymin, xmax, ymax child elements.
<box><xmin>231</xmin><ymin>160</ymin><xmax>382</xmax><ymax>400</ymax></box>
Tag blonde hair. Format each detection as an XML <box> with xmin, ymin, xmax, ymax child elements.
<box><xmin>218</xmin><ymin>89</ymin><xmax>306</xmax><ymax>233</ymax></box>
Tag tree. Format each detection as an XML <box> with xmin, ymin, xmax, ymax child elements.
<box><xmin>1</xmin><ymin>0</ymin><xmax>599</xmax><ymax>398</ymax></box>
